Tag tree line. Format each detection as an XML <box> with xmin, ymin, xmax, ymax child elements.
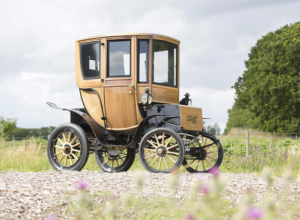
<box><xmin>225</xmin><ymin>22</ymin><xmax>300</xmax><ymax>133</ymax></box>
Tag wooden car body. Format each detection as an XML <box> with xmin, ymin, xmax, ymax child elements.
<box><xmin>74</xmin><ymin>33</ymin><xmax>203</xmax><ymax>135</ymax></box>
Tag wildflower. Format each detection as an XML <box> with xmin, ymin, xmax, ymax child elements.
<box><xmin>268</xmin><ymin>146</ymin><xmax>271</xmax><ymax>149</ymax></box>
<box><xmin>44</xmin><ymin>214</ymin><xmax>58</xmax><ymax>220</ymax></box>
<box><xmin>209</xmin><ymin>166</ymin><xmax>219</xmax><ymax>177</ymax></box>
<box><xmin>245</xmin><ymin>207</ymin><xmax>263</xmax><ymax>219</ymax></box>
<box><xmin>244</xmin><ymin>141</ymin><xmax>246</xmax><ymax>143</ymax></box>
<box><xmin>200</xmin><ymin>184</ymin><xmax>209</xmax><ymax>194</ymax></box>
<box><xmin>186</xmin><ymin>213</ymin><xmax>195</xmax><ymax>220</ymax></box>
<box><xmin>222</xmin><ymin>139</ymin><xmax>225</xmax><ymax>141</ymax></box>
<box><xmin>284</xmin><ymin>140</ymin><xmax>287</xmax><ymax>142</ymax></box>
<box><xmin>75</xmin><ymin>179</ymin><xmax>88</xmax><ymax>190</ymax></box>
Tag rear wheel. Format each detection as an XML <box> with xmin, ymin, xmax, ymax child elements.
<box><xmin>47</xmin><ymin>123</ymin><xmax>89</xmax><ymax>171</ymax></box>
<box><xmin>139</xmin><ymin>128</ymin><xmax>185</xmax><ymax>173</ymax></box>
<box><xmin>182</xmin><ymin>132</ymin><xmax>223</xmax><ymax>173</ymax></box>
<box><xmin>95</xmin><ymin>148</ymin><xmax>135</xmax><ymax>172</ymax></box>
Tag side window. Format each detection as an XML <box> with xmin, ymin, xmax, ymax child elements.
<box><xmin>80</xmin><ymin>42</ymin><xmax>100</xmax><ymax>80</ymax></box>
<box><xmin>138</xmin><ymin>40</ymin><xmax>149</xmax><ymax>83</ymax></box>
<box><xmin>152</xmin><ymin>40</ymin><xmax>177</xmax><ymax>87</ymax></box>
<box><xmin>108</xmin><ymin>40</ymin><xmax>131</xmax><ymax>77</ymax></box>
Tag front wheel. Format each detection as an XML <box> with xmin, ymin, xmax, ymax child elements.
<box><xmin>182</xmin><ymin>131</ymin><xmax>223</xmax><ymax>173</ymax></box>
<box><xmin>47</xmin><ymin>123</ymin><xmax>90</xmax><ymax>171</ymax></box>
<box><xmin>139</xmin><ymin>128</ymin><xmax>185</xmax><ymax>173</ymax></box>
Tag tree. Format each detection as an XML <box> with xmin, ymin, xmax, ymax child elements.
<box><xmin>204</xmin><ymin>123</ymin><xmax>221</xmax><ymax>135</ymax></box>
<box><xmin>0</xmin><ymin>116</ymin><xmax>17</xmax><ymax>138</ymax></box>
<box><xmin>227</xmin><ymin>22</ymin><xmax>300</xmax><ymax>133</ymax></box>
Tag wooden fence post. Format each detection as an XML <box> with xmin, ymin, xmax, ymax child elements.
<box><xmin>246</xmin><ymin>130</ymin><xmax>249</xmax><ymax>157</ymax></box>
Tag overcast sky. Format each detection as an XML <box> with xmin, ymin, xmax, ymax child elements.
<box><xmin>1</xmin><ymin>0</ymin><xmax>300</xmax><ymax>134</ymax></box>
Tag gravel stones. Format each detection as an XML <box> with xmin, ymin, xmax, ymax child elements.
<box><xmin>0</xmin><ymin>171</ymin><xmax>299</xmax><ymax>219</ymax></box>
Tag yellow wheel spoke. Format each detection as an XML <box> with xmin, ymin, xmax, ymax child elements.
<box><xmin>63</xmin><ymin>133</ymin><xmax>66</xmax><ymax>143</ymax></box>
<box><xmin>65</xmin><ymin>156</ymin><xmax>68</xmax><ymax>166</ymax></box>
<box><xmin>72</xmin><ymin>143</ymin><xmax>80</xmax><ymax>148</ymax></box>
<box><xmin>166</xmin><ymin>155</ymin><xmax>176</xmax><ymax>163</ymax></box>
<box><xmin>165</xmin><ymin>137</ymin><xmax>173</xmax><ymax>148</ymax></box>
<box><xmin>72</xmin><ymin>149</ymin><xmax>80</xmax><ymax>152</ymax></box>
<box><xmin>150</xmin><ymin>156</ymin><xmax>159</xmax><ymax>167</ymax></box>
<box><xmin>57</xmin><ymin>138</ymin><xmax>64</xmax><ymax>145</ymax></box>
<box><xmin>68</xmin><ymin>132</ymin><xmax>71</xmax><ymax>142</ymax></box>
<box><xmin>207</xmin><ymin>151</ymin><xmax>218</xmax><ymax>154</ymax></box>
<box><xmin>202</xmin><ymin>160</ymin><xmax>206</xmax><ymax>171</ymax></box>
<box><xmin>163</xmin><ymin>157</ymin><xmax>169</xmax><ymax>169</ymax></box>
<box><xmin>154</xmin><ymin>134</ymin><xmax>160</xmax><ymax>145</ymax></box>
<box><xmin>119</xmin><ymin>156</ymin><xmax>124</xmax><ymax>162</ymax></box>
<box><xmin>167</xmin><ymin>144</ymin><xmax>178</xmax><ymax>150</ymax></box>
<box><xmin>71</xmin><ymin>153</ymin><xmax>78</xmax><ymax>160</ymax></box>
<box><xmin>144</xmin><ymin>148</ymin><xmax>156</xmax><ymax>152</ymax></box>
<box><xmin>112</xmin><ymin>160</ymin><xmax>114</xmax><ymax>167</ymax></box>
<box><xmin>167</xmin><ymin>151</ymin><xmax>179</xmax><ymax>155</ymax></box>
<box><xmin>195</xmin><ymin>160</ymin><xmax>200</xmax><ymax>171</ymax></box>
<box><xmin>162</xmin><ymin>133</ymin><xmax>165</xmax><ymax>145</ymax></box>
<box><xmin>185</xmin><ymin>159</ymin><xmax>196</xmax><ymax>168</ymax></box>
<box><xmin>147</xmin><ymin>140</ymin><xmax>158</xmax><ymax>149</ymax></box>
<box><xmin>116</xmin><ymin>159</ymin><xmax>119</xmax><ymax>167</ymax></box>
<box><xmin>70</xmin><ymin>136</ymin><xmax>77</xmax><ymax>145</ymax></box>
<box><xmin>158</xmin><ymin>158</ymin><xmax>162</xmax><ymax>170</ymax></box>
<box><xmin>145</xmin><ymin>154</ymin><xmax>156</xmax><ymax>160</ymax></box>
<box><xmin>207</xmin><ymin>156</ymin><xmax>217</xmax><ymax>160</ymax></box>
<box><xmin>69</xmin><ymin>156</ymin><xmax>73</xmax><ymax>165</ymax></box>
<box><xmin>54</xmin><ymin>145</ymin><xmax>64</xmax><ymax>149</ymax></box>
<box><xmin>55</xmin><ymin>151</ymin><xmax>63</xmax><ymax>156</ymax></box>
<box><xmin>205</xmin><ymin>159</ymin><xmax>212</xmax><ymax>167</ymax></box>
<box><xmin>58</xmin><ymin>155</ymin><xmax>65</xmax><ymax>163</ymax></box>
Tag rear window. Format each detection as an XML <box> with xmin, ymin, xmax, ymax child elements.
<box><xmin>80</xmin><ymin>42</ymin><xmax>100</xmax><ymax>80</ymax></box>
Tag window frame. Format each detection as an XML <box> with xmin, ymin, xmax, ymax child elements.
<box><xmin>152</xmin><ymin>39</ymin><xmax>178</xmax><ymax>88</ymax></box>
<box><xmin>137</xmin><ymin>39</ymin><xmax>149</xmax><ymax>83</ymax></box>
<box><xmin>107</xmin><ymin>39</ymin><xmax>132</xmax><ymax>78</ymax></box>
<box><xmin>80</xmin><ymin>41</ymin><xmax>101</xmax><ymax>80</ymax></box>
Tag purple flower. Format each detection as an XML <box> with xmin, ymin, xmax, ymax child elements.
<box><xmin>200</xmin><ymin>184</ymin><xmax>209</xmax><ymax>194</ymax></box>
<box><xmin>243</xmin><ymin>141</ymin><xmax>246</xmax><ymax>143</ymax></box>
<box><xmin>268</xmin><ymin>146</ymin><xmax>271</xmax><ymax>149</ymax></box>
<box><xmin>254</xmin><ymin>146</ymin><xmax>257</xmax><ymax>148</ymax></box>
<box><xmin>75</xmin><ymin>179</ymin><xmax>88</xmax><ymax>190</ymax></box>
<box><xmin>246</xmin><ymin>207</ymin><xmax>263</xmax><ymax>219</ymax></box>
<box><xmin>222</xmin><ymin>139</ymin><xmax>225</xmax><ymax>141</ymax></box>
<box><xmin>209</xmin><ymin>166</ymin><xmax>219</xmax><ymax>177</ymax></box>
<box><xmin>186</xmin><ymin>213</ymin><xmax>195</xmax><ymax>220</ymax></box>
<box><xmin>44</xmin><ymin>214</ymin><xmax>58</xmax><ymax>220</ymax></box>
<box><xmin>284</xmin><ymin>140</ymin><xmax>287</xmax><ymax>142</ymax></box>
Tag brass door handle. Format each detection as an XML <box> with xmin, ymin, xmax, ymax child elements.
<box><xmin>129</xmin><ymin>91</ymin><xmax>132</xmax><ymax>95</ymax></box>
<box><xmin>129</xmin><ymin>84</ymin><xmax>134</xmax><ymax>88</ymax></box>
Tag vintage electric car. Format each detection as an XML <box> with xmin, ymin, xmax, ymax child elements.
<box><xmin>46</xmin><ymin>33</ymin><xmax>223</xmax><ymax>173</ymax></box>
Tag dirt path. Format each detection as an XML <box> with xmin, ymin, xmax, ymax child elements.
<box><xmin>0</xmin><ymin>171</ymin><xmax>299</xmax><ymax>219</ymax></box>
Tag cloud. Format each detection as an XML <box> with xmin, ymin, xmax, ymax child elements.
<box><xmin>1</xmin><ymin>0</ymin><xmax>300</xmax><ymax>132</ymax></box>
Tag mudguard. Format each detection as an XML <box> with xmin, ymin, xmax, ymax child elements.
<box><xmin>46</xmin><ymin>102</ymin><xmax>164</xmax><ymax>149</ymax></box>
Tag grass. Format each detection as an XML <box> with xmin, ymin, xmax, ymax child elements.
<box><xmin>1</xmin><ymin>133</ymin><xmax>300</xmax><ymax>176</ymax></box>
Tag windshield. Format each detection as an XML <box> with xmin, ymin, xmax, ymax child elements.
<box><xmin>152</xmin><ymin>40</ymin><xmax>177</xmax><ymax>87</ymax></box>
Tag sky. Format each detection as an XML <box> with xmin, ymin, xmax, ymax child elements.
<box><xmin>1</xmin><ymin>0</ymin><xmax>300</xmax><ymax>134</ymax></box>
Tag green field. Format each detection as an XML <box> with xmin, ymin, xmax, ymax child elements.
<box><xmin>1</xmin><ymin>134</ymin><xmax>299</xmax><ymax>176</ymax></box>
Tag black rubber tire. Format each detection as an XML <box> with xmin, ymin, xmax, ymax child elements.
<box><xmin>139</xmin><ymin>128</ymin><xmax>185</xmax><ymax>173</ymax></box>
<box><xmin>182</xmin><ymin>131</ymin><xmax>223</xmax><ymax>173</ymax></box>
<box><xmin>95</xmin><ymin>148</ymin><xmax>136</xmax><ymax>172</ymax></box>
<box><xmin>47</xmin><ymin>123</ymin><xmax>90</xmax><ymax>171</ymax></box>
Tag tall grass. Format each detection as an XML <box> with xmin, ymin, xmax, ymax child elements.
<box><xmin>1</xmin><ymin>136</ymin><xmax>299</xmax><ymax>175</ymax></box>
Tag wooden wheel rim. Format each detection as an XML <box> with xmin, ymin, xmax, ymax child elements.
<box><xmin>142</xmin><ymin>132</ymin><xmax>182</xmax><ymax>171</ymax></box>
<box><xmin>53</xmin><ymin>131</ymin><xmax>82</xmax><ymax>167</ymax></box>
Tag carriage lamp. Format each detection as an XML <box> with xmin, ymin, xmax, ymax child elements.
<box><xmin>141</xmin><ymin>87</ymin><xmax>152</xmax><ymax>110</ymax></box>
<box><xmin>180</xmin><ymin>92</ymin><xmax>192</xmax><ymax>106</ymax></box>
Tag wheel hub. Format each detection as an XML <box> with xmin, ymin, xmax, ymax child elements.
<box><xmin>156</xmin><ymin>146</ymin><xmax>167</xmax><ymax>157</ymax></box>
<box><xmin>63</xmin><ymin>144</ymin><xmax>71</xmax><ymax>155</ymax></box>
<box><xmin>192</xmin><ymin>148</ymin><xmax>207</xmax><ymax>160</ymax></box>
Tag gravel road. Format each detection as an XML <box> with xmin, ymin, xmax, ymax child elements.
<box><xmin>0</xmin><ymin>171</ymin><xmax>299</xmax><ymax>219</ymax></box>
